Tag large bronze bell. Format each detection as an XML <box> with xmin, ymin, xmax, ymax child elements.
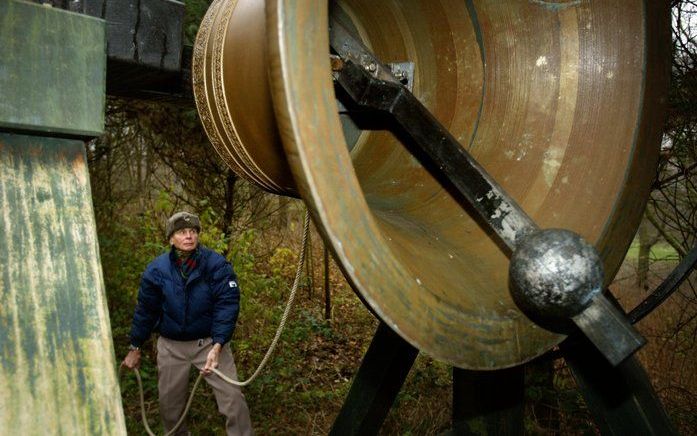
<box><xmin>193</xmin><ymin>0</ymin><xmax>668</xmax><ymax>369</ymax></box>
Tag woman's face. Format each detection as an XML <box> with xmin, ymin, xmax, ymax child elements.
<box><xmin>170</xmin><ymin>227</ymin><xmax>199</xmax><ymax>251</ymax></box>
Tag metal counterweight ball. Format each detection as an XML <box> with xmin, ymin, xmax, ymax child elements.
<box><xmin>509</xmin><ymin>229</ymin><xmax>603</xmax><ymax>319</ymax></box>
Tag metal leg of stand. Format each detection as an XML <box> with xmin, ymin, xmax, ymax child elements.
<box><xmin>330</xmin><ymin>322</ymin><xmax>418</xmax><ymax>435</ymax></box>
<box><xmin>451</xmin><ymin>366</ymin><xmax>525</xmax><ymax>436</ymax></box>
<box><xmin>561</xmin><ymin>336</ymin><xmax>677</xmax><ymax>435</ymax></box>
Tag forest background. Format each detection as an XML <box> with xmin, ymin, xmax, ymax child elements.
<box><xmin>81</xmin><ymin>1</ymin><xmax>697</xmax><ymax>434</ymax></box>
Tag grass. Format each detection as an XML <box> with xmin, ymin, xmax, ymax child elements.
<box><xmin>625</xmin><ymin>240</ymin><xmax>680</xmax><ymax>261</ymax></box>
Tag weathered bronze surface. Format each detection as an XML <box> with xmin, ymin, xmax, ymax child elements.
<box><xmin>193</xmin><ymin>0</ymin><xmax>297</xmax><ymax>195</ymax></box>
<box><xmin>195</xmin><ymin>0</ymin><xmax>669</xmax><ymax>368</ymax></box>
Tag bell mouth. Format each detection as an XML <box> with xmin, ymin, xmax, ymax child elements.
<box><xmin>196</xmin><ymin>0</ymin><xmax>668</xmax><ymax>369</ymax></box>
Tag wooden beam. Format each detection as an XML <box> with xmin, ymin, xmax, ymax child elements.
<box><xmin>0</xmin><ymin>4</ymin><xmax>124</xmax><ymax>433</ymax></box>
<box><xmin>330</xmin><ymin>322</ymin><xmax>418</xmax><ymax>435</ymax></box>
<box><xmin>0</xmin><ymin>133</ymin><xmax>127</xmax><ymax>433</ymax></box>
<box><xmin>34</xmin><ymin>0</ymin><xmax>191</xmax><ymax>101</ymax></box>
<box><xmin>561</xmin><ymin>335</ymin><xmax>677</xmax><ymax>435</ymax></box>
<box><xmin>0</xmin><ymin>0</ymin><xmax>106</xmax><ymax>137</ymax></box>
<box><xmin>451</xmin><ymin>366</ymin><xmax>525</xmax><ymax>436</ymax></box>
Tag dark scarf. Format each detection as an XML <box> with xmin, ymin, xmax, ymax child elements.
<box><xmin>174</xmin><ymin>247</ymin><xmax>200</xmax><ymax>279</ymax></box>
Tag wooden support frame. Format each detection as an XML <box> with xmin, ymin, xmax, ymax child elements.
<box><xmin>0</xmin><ymin>2</ymin><xmax>124</xmax><ymax>432</ymax></box>
<box><xmin>451</xmin><ymin>367</ymin><xmax>525</xmax><ymax>436</ymax></box>
<box><xmin>330</xmin><ymin>322</ymin><xmax>418</xmax><ymax>435</ymax></box>
<box><xmin>35</xmin><ymin>0</ymin><xmax>191</xmax><ymax>100</ymax></box>
<box><xmin>561</xmin><ymin>336</ymin><xmax>677</xmax><ymax>435</ymax></box>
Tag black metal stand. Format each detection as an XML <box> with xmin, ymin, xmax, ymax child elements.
<box><xmin>561</xmin><ymin>336</ymin><xmax>677</xmax><ymax>435</ymax></box>
<box><xmin>331</xmin><ymin>321</ymin><xmax>527</xmax><ymax>435</ymax></box>
<box><xmin>629</xmin><ymin>243</ymin><xmax>697</xmax><ymax>324</ymax></box>
<box><xmin>330</xmin><ymin>322</ymin><xmax>419</xmax><ymax>435</ymax></box>
<box><xmin>451</xmin><ymin>366</ymin><xmax>525</xmax><ymax>436</ymax></box>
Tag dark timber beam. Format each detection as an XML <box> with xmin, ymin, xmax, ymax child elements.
<box><xmin>451</xmin><ymin>367</ymin><xmax>525</xmax><ymax>436</ymax></box>
<box><xmin>330</xmin><ymin>322</ymin><xmax>418</xmax><ymax>435</ymax></box>
<box><xmin>34</xmin><ymin>0</ymin><xmax>191</xmax><ymax>102</ymax></box>
<box><xmin>561</xmin><ymin>335</ymin><xmax>677</xmax><ymax>435</ymax></box>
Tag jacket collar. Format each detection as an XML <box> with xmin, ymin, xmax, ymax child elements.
<box><xmin>168</xmin><ymin>245</ymin><xmax>208</xmax><ymax>286</ymax></box>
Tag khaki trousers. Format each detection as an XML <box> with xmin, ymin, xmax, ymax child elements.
<box><xmin>157</xmin><ymin>336</ymin><xmax>253</xmax><ymax>436</ymax></box>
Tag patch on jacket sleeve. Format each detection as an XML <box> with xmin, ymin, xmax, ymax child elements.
<box><xmin>229</xmin><ymin>280</ymin><xmax>238</xmax><ymax>288</ymax></box>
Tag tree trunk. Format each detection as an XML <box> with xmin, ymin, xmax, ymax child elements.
<box><xmin>223</xmin><ymin>170</ymin><xmax>237</xmax><ymax>256</ymax></box>
<box><xmin>526</xmin><ymin>360</ymin><xmax>560</xmax><ymax>433</ymax></box>
<box><xmin>278</xmin><ymin>196</ymin><xmax>289</xmax><ymax>228</ymax></box>
<box><xmin>305</xmin><ymin>229</ymin><xmax>314</xmax><ymax>298</ymax></box>
<box><xmin>324</xmin><ymin>244</ymin><xmax>331</xmax><ymax>321</ymax></box>
<box><xmin>637</xmin><ymin>221</ymin><xmax>654</xmax><ymax>290</ymax></box>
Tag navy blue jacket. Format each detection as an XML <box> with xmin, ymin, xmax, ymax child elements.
<box><xmin>129</xmin><ymin>245</ymin><xmax>240</xmax><ymax>347</ymax></box>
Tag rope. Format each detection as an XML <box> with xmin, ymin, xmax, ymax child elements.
<box><xmin>129</xmin><ymin>366</ymin><xmax>204</xmax><ymax>436</ymax></box>
<box><xmin>213</xmin><ymin>210</ymin><xmax>311</xmax><ymax>385</ymax></box>
<box><xmin>125</xmin><ymin>210</ymin><xmax>311</xmax><ymax>436</ymax></box>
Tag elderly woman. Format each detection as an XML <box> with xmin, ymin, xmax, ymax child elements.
<box><xmin>121</xmin><ymin>211</ymin><xmax>253</xmax><ymax>436</ymax></box>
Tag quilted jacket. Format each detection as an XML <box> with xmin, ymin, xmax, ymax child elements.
<box><xmin>129</xmin><ymin>245</ymin><xmax>240</xmax><ymax>347</ymax></box>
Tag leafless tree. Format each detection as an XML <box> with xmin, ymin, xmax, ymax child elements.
<box><xmin>87</xmin><ymin>99</ymin><xmax>282</xmax><ymax>254</ymax></box>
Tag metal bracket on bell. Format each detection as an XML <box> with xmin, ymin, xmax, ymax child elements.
<box><xmin>386</xmin><ymin>62</ymin><xmax>415</xmax><ymax>91</ymax></box>
<box><xmin>329</xmin><ymin>16</ymin><xmax>645</xmax><ymax>366</ymax></box>
<box><xmin>332</xmin><ymin>59</ymin><xmax>416</xmax><ymax>113</ymax></box>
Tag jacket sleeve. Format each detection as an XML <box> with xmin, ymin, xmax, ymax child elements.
<box><xmin>129</xmin><ymin>268</ymin><xmax>164</xmax><ymax>347</ymax></box>
<box><xmin>210</xmin><ymin>257</ymin><xmax>240</xmax><ymax>345</ymax></box>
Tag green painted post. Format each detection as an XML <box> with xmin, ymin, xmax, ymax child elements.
<box><xmin>0</xmin><ymin>1</ymin><xmax>125</xmax><ymax>434</ymax></box>
<box><xmin>0</xmin><ymin>1</ymin><xmax>105</xmax><ymax>137</ymax></box>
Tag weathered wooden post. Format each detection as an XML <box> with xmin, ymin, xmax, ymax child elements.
<box><xmin>0</xmin><ymin>1</ymin><xmax>126</xmax><ymax>433</ymax></box>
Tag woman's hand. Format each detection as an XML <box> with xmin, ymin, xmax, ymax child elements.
<box><xmin>202</xmin><ymin>343</ymin><xmax>222</xmax><ymax>376</ymax></box>
<box><xmin>121</xmin><ymin>349</ymin><xmax>142</xmax><ymax>370</ymax></box>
